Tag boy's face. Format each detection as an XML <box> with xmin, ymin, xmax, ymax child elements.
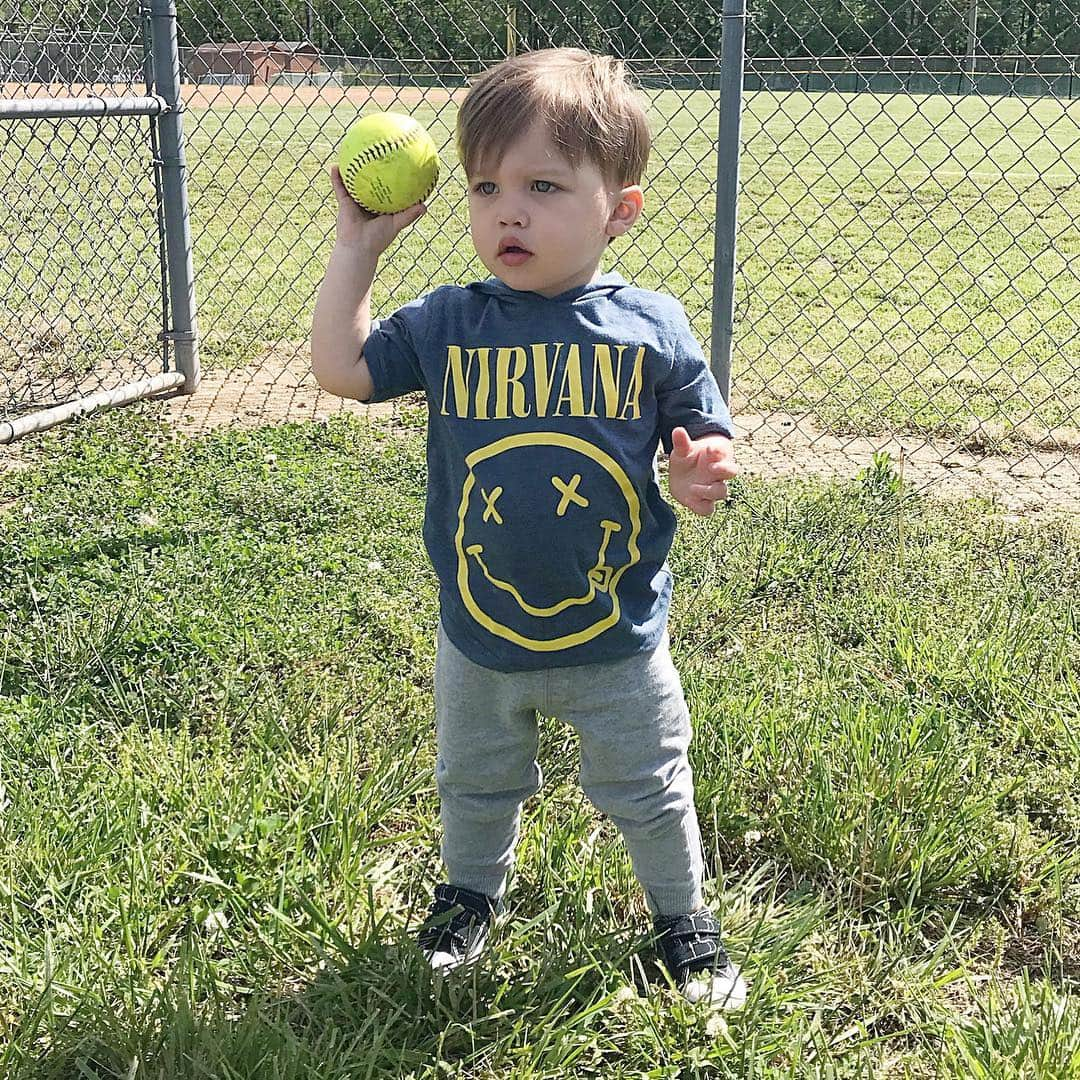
<box><xmin>466</xmin><ymin>121</ymin><xmax>643</xmax><ymax>298</ymax></box>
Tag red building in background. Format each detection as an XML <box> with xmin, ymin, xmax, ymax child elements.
<box><xmin>189</xmin><ymin>41</ymin><xmax>321</xmax><ymax>84</ymax></box>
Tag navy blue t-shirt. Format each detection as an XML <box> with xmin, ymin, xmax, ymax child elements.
<box><xmin>362</xmin><ymin>271</ymin><xmax>734</xmax><ymax>672</ymax></box>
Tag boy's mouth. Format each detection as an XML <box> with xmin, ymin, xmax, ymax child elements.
<box><xmin>497</xmin><ymin>237</ymin><xmax>532</xmax><ymax>267</ymax></box>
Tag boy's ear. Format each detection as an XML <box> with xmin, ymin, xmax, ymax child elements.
<box><xmin>606</xmin><ymin>185</ymin><xmax>644</xmax><ymax>238</ymax></box>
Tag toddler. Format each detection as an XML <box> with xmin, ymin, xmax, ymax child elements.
<box><xmin>311</xmin><ymin>47</ymin><xmax>746</xmax><ymax>1009</ymax></box>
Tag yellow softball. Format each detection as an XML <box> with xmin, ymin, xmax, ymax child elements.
<box><xmin>337</xmin><ymin>112</ymin><xmax>439</xmax><ymax>215</ymax></box>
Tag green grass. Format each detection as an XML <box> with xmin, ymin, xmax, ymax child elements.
<box><xmin>2</xmin><ymin>88</ymin><xmax>1078</xmax><ymax>446</ymax></box>
<box><xmin>1</xmin><ymin>410</ymin><xmax>1078</xmax><ymax>1076</ymax></box>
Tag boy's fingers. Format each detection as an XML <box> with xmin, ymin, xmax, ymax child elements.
<box><xmin>691</xmin><ymin>480</ymin><xmax>728</xmax><ymax>498</ymax></box>
<box><xmin>393</xmin><ymin>202</ymin><xmax>427</xmax><ymax>229</ymax></box>
<box><xmin>670</xmin><ymin>427</ymin><xmax>693</xmax><ymax>457</ymax></box>
<box><xmin>329</xmin><ymin>166</ymin><xmax>378</xmax><ymax>219</ymax></box>
<box><xmin>704</xmin><ymin>439</ymin><xmax>735</xmax><ymax>462</ymax></box>
<box><xmin>704</xmin><ymin>436</ymin><xmax>733</xmax><ymax>453</ymax></box>
<box><xmin>708</xmin><ymin>458</ymin><xmax>738</xmax><ymax>479</ymax></box>
<box><xmin>329</xmin><ymin>165</ymin><xmax>352</xmax><ymax>207</ymax></box>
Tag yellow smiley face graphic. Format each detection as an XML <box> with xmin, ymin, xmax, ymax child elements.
<box><xmin>454</xmin><ymin>433</ymin><xmax>642</xmax><ymax>651</ymax></box>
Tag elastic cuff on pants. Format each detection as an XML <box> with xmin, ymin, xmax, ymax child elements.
<box><xmin>448</xmin><ymin>872</ymin><xmax>507</xmax><ymax>904</ymax></box>
<box><xmin>646</xmin><ymin>883</ymin><xmax>704</xmax><ymax>919</ymax></box>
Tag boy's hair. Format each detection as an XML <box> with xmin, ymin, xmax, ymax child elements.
<box><xmin>456</xmin><ymin>48</ymin><xmax>651</xmax><ymax>187</ymax></box>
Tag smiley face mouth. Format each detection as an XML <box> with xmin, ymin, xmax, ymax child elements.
<box><xmin>465</xmin><ymin>519</ymin><xmax>622</xmax><ymax>618</ymax></box>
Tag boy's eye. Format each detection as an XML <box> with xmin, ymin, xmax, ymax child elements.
<box><xmin>473</xmin><ymin>181</ymin><xmax>497</xmax><ymax>195</ymax></box>
<box><xmin>533</xmin><ymin>180</ymin><xmax>557</xmax><ymax>193</ymax></box>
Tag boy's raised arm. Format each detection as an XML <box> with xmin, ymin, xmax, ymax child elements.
<box><xmin>310</xmin><ymin>165</ymin><xmax>426</xmax><ymax>402</ymax></box>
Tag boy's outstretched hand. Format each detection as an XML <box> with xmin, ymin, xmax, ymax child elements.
<box><xmin>667</xmin><ymin>427</ymin><xmax>738</xmax><ymax>516</ymax></box>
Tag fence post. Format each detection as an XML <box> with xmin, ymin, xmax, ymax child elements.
<box><xmin>148</xmin><ymin>0</ymin><xmax>200</xmax><ymax>393</ymax></box>
<box><xmin>506</xmin><ymin>0</ymin><xmax>518</xmax><ymax>56</ymax></box>
<box><xmin>710</xmin><ymin>0</ymin><xmax>747</xmax><ymax>406</ymax></box>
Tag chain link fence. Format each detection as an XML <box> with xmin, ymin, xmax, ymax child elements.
<box><xmin>0</xmin><ymin>7</ymin><xmax>197</xmax><ymax>442</ymax></box>
<box><xmin>0</xmin><ymin>19</ymin><xmax>166</xmax><ymax>435</ymax></box>
<box><xmin>1</xmin><ymin>0</ymin><xmax>1077</xmax><ymax>508</ymax></box>
<box><xmin>0</xmin><ymin>108</ymin><xmax>162</xmax><ymax>407</ymax></box>
<box><xmin>736</xmin><ymin>0</ymin><xmax>1079</xmax><ymax>506</ymax></box>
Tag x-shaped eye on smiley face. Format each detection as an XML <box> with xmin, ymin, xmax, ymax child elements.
<box><xmin>483</xmin><ymin>477</ymin><xmax>591</xmax><ymax>525</ymax></box>
<box><xmin>551</xmin><ymin>473</ymin><xmax>589</xmax><ymax>516</ymax></box>
<box><xmin>480</xmin><ymin>486</ymin><xmax>504</xmax><ymax>524</ymax></box>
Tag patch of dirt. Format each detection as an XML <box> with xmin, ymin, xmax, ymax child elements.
<box><xmin>151</xmin><ymin>344</ymin><xmax>408</xmax><ymax>435</ymax></box>
<box><xmin>733</xmin><ymin>412</ymin><xmax>1080</xmax><ymax>518</ymax></box>
<box><xmin>3</xmin><ymin>343</ymin><xmax>1077</xmax><ymax>521</ymax></box>
<box><xmin>158</xmin><ymin>346</ymin><xmax>1078</xmax><ymax>519</ymax></box>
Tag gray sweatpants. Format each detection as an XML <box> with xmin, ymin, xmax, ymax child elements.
<box><xmin>434</xmin><ymin>623</ymin><xmax>705</xmax><ymax>916</ymax></box>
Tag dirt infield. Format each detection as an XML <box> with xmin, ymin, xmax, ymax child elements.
<box><xmin>1</xmin><ymin>82</ymin><xmax>463</xmax><ymax>111</ymax></box>
<box><xmin>183</xmin><ymin>83</ymin><xmax>462</xmax><ymax>111</ymax></box>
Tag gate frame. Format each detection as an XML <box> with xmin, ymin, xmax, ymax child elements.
<box><xmin>0</xmin><ymin>0</ymin><xmax>199</xmax><ymax>445</ymax></box>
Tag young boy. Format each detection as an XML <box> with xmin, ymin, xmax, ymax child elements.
<box><xmin>311</xmin><ymin>48</ymin><xmax>746</xmax><ymax>1009</ymax></box>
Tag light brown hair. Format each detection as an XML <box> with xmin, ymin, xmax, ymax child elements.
<box><xmin>456</xmin><ymin>48</ymin><xmax>651</xmax><ymax>187</ymax></box>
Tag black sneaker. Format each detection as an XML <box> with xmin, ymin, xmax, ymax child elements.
<box><xmin>653</xmin><ymin>909</ymin><xmax>748</xmax><ymax>1009</ymax></box>
<box><xmin>417</xmin><ymin>884</ymin><xmax>499</xmax><ymax>972</ymax></box>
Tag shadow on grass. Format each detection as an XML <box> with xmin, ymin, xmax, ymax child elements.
<box><xmin>13</xmin><ymin>857</ymin><xmax>834</xmax><ymax>1079</ymax></box>
<box><xmin>15</xmin><ymin>919</ymin><xmax>663</xmax><ymax>1079</ymax></box>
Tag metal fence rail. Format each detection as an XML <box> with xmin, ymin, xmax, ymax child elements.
<box><xmin>1</xmin><ymin>0</ymin><xmax>1077</xmax><ymax>503</ymax></box>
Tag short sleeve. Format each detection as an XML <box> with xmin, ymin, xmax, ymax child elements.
<box><xmin>361</xmin><ymin>293</ymin><xmax>429</xmax><ymax>403</ymax></box>
<box><xmin>656</xmin><ymin>303</ymin><xmax>735</xmax><ymax>453</ymax></box>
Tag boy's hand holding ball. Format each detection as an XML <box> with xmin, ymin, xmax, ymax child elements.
<box><xmin>332</xmin><ymin>111</ymin><xmax>439</xmax><ymax>253</ymax></box>
<box><xmin>329</xmin><ymin>164</ymin><xmax>426</xmax><ymax>254</ymax></box>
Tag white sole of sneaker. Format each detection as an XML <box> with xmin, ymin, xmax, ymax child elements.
<box><xmin>681</xmin><ymin>967</ymin><xmax>749</xmax><ymax>1010</ymax></box>
<box><xmin>424</xmin><ymin>936</ymin><xmax>488</xmax><ymax>973</ymax></box>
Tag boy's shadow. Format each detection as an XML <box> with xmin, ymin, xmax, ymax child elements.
<box><xmin>26</xmin><ymin>914</ymin><xmax>657</xmax><ymax>1079</ymax></box>
<box><xmin>289</xmin><ymin>920</ymin><xmax>653</xmax><ymax>1065</ymax></box>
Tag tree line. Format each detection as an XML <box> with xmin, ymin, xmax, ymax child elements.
<box><xmin>12</xmin><ymin>0</ymin><xmax>1080</xmax><ymax>63</ymax></box>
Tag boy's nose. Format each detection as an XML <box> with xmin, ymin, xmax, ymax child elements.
<box><xmin>498</xmin><ymin>202</ymin><xmax>528</xmax><ymax>228</ymax></box>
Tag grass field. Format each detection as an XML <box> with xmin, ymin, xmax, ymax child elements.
<box><xmin>1</xmin><ymin>409</ymin><xmax>1078</xmax><ymax>1076</ymax></box>
<box><xmin>2</xmin><ymin>87</ymin><xmax>1078</xmax><ymax>447</ymax></box>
